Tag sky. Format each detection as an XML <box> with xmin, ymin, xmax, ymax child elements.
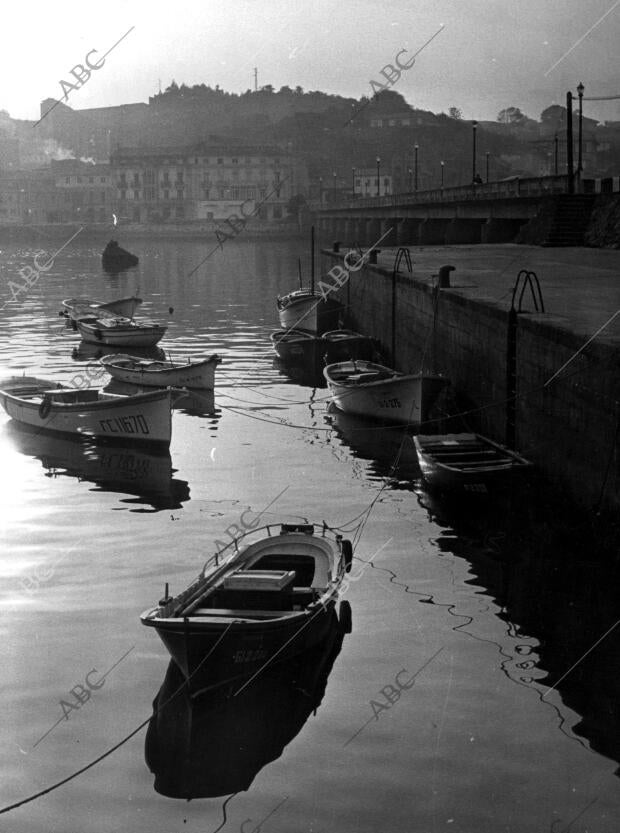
<box><xmin>2</xmin><ymin>0</ymin><xmax>619</xmax><ymax>125</ymax></box>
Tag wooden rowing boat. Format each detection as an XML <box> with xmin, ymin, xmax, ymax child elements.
<box><xmin>0</xmin><ymin>376</ymin><xmax>172</xmax><ymax>447</ymax></box>
<box><xmin>140</xmin><ymin>523</ymin><xmax>353</xmax><ymax>697</ymax></box>
<box><xmin>276</xmin><ymin>289</ymin><xmax>342</xmax><ymax>335</ymax></box>
<box><xmin>61</xmin><ymin>296</ymin><xmax>143</xmax><ymax>322</ymax></box>
<box><xmin>324</xmin><ymin>360</ymin><xmax>446</xmax><ymax>426</ymax></box>
<box><xmin>77</xmin><ymin>317</ymin><xmax>167</xmax><ymax>347</ymax></box>
<box><xmin>101</xmin><ymin>353</ymin><xmax>221</xmax><ymax>389</ymax></box>
<box><xmin>413</xmin><ymin>433</ymin><xmax>533</xmax><ymax>494</ymax></box>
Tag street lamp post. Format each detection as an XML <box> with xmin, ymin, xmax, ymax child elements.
<box><xmin>554</xmin><ymin>134</ymin><xmax>558</xmax><ymax>175</ymax></box>
<box><xmin>577</xmin><ymin>81</ymin><xmax>584</xmax><ymax>177</ymax></box>
<box><xmin>472</xmin><ymin>120</ymin><xmax>478</xmax><ymax>183</ymax></box>
<box><xmin>408</xmin><ymin>168</ymin><xmax>413</xmax><ymax>191</ymax></box>
<box><xmin>414</xmin><ymin>143</ymin><xmax>419</xmax><ymax>192</ymax></box>
<box><xmin>485</xmin><ymin>151</ymin><xmax>490</xmax><ymax>183</ymax></box>
<box><xmin>319</xmin><ymin>176</ymin><xmax>323</xmax><ymax>205</ymax></box>
<box><xmin>352</xmin><ymin>167</ymin><xmax>356</xmax><ymax>195</ymax></box>
<box><xmin>333</xmin><ymin>170</ymin><xmax>337</xmax><ymax>201</ymax></box>
<box><xmin>440</xmin><ymin>160</ymin><xmax>445</xmax><ymax>190</ymax></box>
<box><xmin>566</xmin><ymin>91</ymin><xmax>574</xmax><ymax>194</ymax></box>
<box><xmin>376</xmin><ymin>156</ymin><xmax>381</xmax><ymax>197</ymax></box>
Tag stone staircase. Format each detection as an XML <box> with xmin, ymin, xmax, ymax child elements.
<box><xmin>541</xmin><ymin>194</ymin><xmax>595</xmax><ymax>246</ymax></box>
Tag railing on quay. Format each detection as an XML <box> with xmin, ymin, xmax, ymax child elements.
<box><xmin>311</xmin><ymin>174</ymin><xmax>570</xmax><ymax>212</ymax></box>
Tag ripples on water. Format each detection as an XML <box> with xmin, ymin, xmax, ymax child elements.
<box><xmin>0</xmin><ymin>234</ymin><xmax>619</xmax><ymax>832</ymax></box>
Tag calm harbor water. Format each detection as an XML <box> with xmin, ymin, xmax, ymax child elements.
<box><xmin>0</xmin><ymin>232</ymin><xmax>619</xmax><ymax>832</ymax></box>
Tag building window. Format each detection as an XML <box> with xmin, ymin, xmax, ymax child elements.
<box><xmin>232</xmin><ymin>158</ymin><xmax>238</xmax><ymax>164</ymax></box>
<box><xmin>163</xmin><ymin>189</ymin><xmax>169</xmax><ymax>201</ymax></box>
<box><xmin>176</xmin><ymin>189</ymin><xmax>183</xmax><ymax>200</ymax></box>
<box><xmin>65</xmin><ymin>177</ymin><xmax>70</xmax><ymax>184</ymax></box>
<box><xmin>207</xmin><ymin>211</ymin><xmax>214</xmax><ymax>220</ymax></box>
<box><xmin>100</xmin><ymin>177</ymin><xmax>106</xmax><ymax>183</ymax></box>
<box><xmin>231</xmin><ymin>188</ymin><xmax>239</xmax><ymax>199</ymax></box>
<box><xmin>273</xmin><ymin>205</ymin><xmax>282</xmax><ymax>219</ymax></box>
<box><xmin>133</xmin><ymin>190</ymin><xmax>140</xmax><ymax>200</ymax></box>
<box><xmin>89</xmin><ymin>177</ymin><xmax>94</xmax><ymax>184</ymax></box>
<box><xmin>219</xmin><ymin>188</ymin><xmax>225</xmax><ymax>199</ymax></box>
<box><xmin>77</xmin><ymin>176</ymin><xmax>82</xmax><ymax>183</ymax></box>
<box><xmin>120</xmin><ymin>189</ymin><xmax>127</xmax><ymax>201</ymax></box>
<box><xmin>259</xmin><ymin>188</ymin><xmax>266</xmax><ymax>199</ymax></box>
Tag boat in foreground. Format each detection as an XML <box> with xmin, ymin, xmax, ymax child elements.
<box><xmin>77</xmin><ymin>316</ymin><xmax>167</xmax><ymax>347</ymax></box>
<box><xmin>414</xmin><ymin>433</ymin><xmax>533</xmax><ymax>494</ymax></box>
<box><xmin>0</xmin><ymin>376</ymin><xmax>172</xmax><ymax>447</ymax></box>
<box><xmin>141</xmin><ymin>522</ymin><xmax>353</xmax><ymax>697</ymax></box>
<box><xmin>101</xmin><ymin>353</ymin><xmax>221</xmax><ymax>389</ymax></box>
<box><xmin>324</xmin><ymin>360</ymin><xmax>446</xmax><ymax>426</ymax></box>
<box><xmin>61</xmin><ymin>296</ymin><xmax>143</xmax><ymax>323</ymax></box>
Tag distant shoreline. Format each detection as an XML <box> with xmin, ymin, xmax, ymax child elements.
<box><xmin>0</xmin><ymin>223</ymin><xmax>304</xmax><ymax>243</ymax></box>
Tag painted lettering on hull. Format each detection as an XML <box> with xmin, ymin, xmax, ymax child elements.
<box><xmin>233</xmin><ymin>647</ymin><xmax>267</xmax><ymax>664</ymax></box>
<box><xmin>377</xmin><ymin>398</ymin><xmax>402</xmax><ymax>409</ymax></box>
<box><xmin>98</xmin><ymin>414</ymin><xmax>150</xmax><ymax>435</ymax></box>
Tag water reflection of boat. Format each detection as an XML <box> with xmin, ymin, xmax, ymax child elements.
<box><xmin>104</xmin><ymin>380</ymin><xmax>217</xmax><ymax>417</ymax></box>
<box><xmin>327</xmin><ymin>404</ymin><xmax>420</xmax><ymax>480</ymax></box>
<box><xmin>72</xmin><ymin>342</ymin><xmax>165</xmax><ymax>363</ymax></box>
<box><xmin>5</xmin><ymin>421</ymin><xmax>190</xmax><ymax>510</ymax></box>
<box><xmin>144</xmin><ymin>607</ymin><xmax>349</xmax><ymax>799</ymax></box>
<box><xmin>272</xmin><ymin>356</ymin><xmax>327</xmax><ymax>389</ymax></box>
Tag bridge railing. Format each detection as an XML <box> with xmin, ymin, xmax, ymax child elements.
<box><xmin>314</xmin><ymin>175</ymin><xmax>569</xmax><ymax>211</ymax></box>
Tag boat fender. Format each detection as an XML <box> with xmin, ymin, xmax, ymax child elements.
<box><xmin>39</xmin><ymin>394</ymin><xmax>52</xmax><ymax>419</ymax></box>
<box><xmin>342</xmin><ymin>539</ymin><xmax>353</xmax><ymax>573</ymax></box>
<box><xmin>339</xmin><ymin>600</ymin><xmax>352</xmax><ymax>634</ymax></box>
<box><xmin>94</xmin><ymin>328</ymin><xmax>103</xmax><ymax>341</ymax></box>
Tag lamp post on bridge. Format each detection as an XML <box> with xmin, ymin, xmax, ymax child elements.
<box><xmin>376</xmin><ymin>156</ymin><xmax>381</xmax><ymax>197</ymax></box>
<box><xmin>577</xmin><ymin>81</ymin><xmax>584</xmax><ymax>177</ymax></box>
<box><xmin>554</xmin><ymin>134</ymin><xmax>558</xmax><ymax>175</ymax></box>
<box><xmin>471</xmin><ymin>120</ymin><xmax>478</xmax><ymax>183</ymax></box>
<box><xmin>566</xmin><ymin>91</ymin><xmax>574</xmax><ymax>194</ymax></box>
<box><xmin>485</xmin><ymin>151</ymin><xmax>490</xmax><ymax>183</ymax></box>
<box><xmin>440</xmin><ymin>160</ymin><xmax>444</xmax><ymax>191</ymax></box>
<box><xmin>332</xmin><ymin>170</ymin><xmax>337</xmax><ymax>201</ymax></box>
<box><xmin>352</xmin><ymin>166</ymin><xmax>356</xmax><ymax>195</ymax></box>
<box><xmin>408</xmin><ymin>167</ymin><xmax>413</xmax><ymax>192</ymax></box>
<box><xmin>319</xmin><ymin>176</ymin><xmax>323</xmax><ymax>205</ymax></box>
<box><xmin>414</xmin><ymin>143</ymin><xmax>419</xmax><ymax>192</ymax></box>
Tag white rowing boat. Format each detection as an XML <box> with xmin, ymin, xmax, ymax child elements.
<box><xmin>0</xmin><ymin>376</ymin><xmax>172</xmax><ymax>447</ymax></box>
<box><xmin>276</xmin><ymin>289</ymin><xmax>342</xmax><ymax>335</ymax></box>
<box><xmin>77</xmin><ymin>317</ymin><xmax>167</xmax><ymax>347</ymax></box>
<box><xmin>323</xmin><ymin>360</ymin><xmax>447</xmax><ymax>426</ymax></box>
<box><xmin>101</xmin><ymin>354</ymin><xmax>221</xmax><ymax>389</ymax></box>
<box><xmin>61</xmin><ymin>296</ymin><xmax>143</xmax><ymax>322</ymax></box>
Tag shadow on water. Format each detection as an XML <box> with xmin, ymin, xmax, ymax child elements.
<box><xmin>5</xmin><ymin>421</ymin><xmax>190</xmax><ymax>511</ymax></box>
<box><xmin>421</xmin><ymin>485</ymin><xmax>620</xmax><ymax>777</ymax></box>
<box><xmin>145</xmin><ymin>608</ymin><xmax>348</xmax><ymax>799</ymax></box>
<box><xmin>330</xmin><ymin>403</ymin><xmax>620</xmax><ymax>775</ymax></box>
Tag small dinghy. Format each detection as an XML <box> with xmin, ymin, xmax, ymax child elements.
<box><xmin>322</xmin><ymin>329</ymin><xmax>377</xmax><ymax>362</ymax></box>
<box><xmin>140</xmin><ymin>522</ymin><xmax>353</xmax><ymax>697</ymax></box>
<box><xmin>101</xmin><ymin>354</ymin><xmax>221</xmax><ymax>389</ymax></box>
<box><xmin>414</xmin><ymin>433</ymin><xmax>533</xmax><ymax>494</ymax></box>
<box><xmin>102</xmin><ymin>240</ymin><xmax>139</xmax><ymax>272</ymax></box>
<box><xmin>270</xmin><ymin>329</ymin><xmax>319</xmax><ymax>362</ymax></box>
<box><xmin>0</xmin><ymin>376</ymin><xmax>172</xmax><ymax>447</ymax></box>
<box><xmin>77</xmin><ymin>316</ymin><xmax>167</xmax><ymax>348</ymax></box>
<box><xmin>60</xmin><ymin>296</ymin><xmax>143</xmax><ymax>323</ymax></box>
<box><xmin>324</xmin><ymin>360</ymin><xmax>446</xmax><ymax>427</ymax></box>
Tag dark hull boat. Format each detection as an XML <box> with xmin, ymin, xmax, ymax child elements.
<box><xmin>144</xmin><ymin>607</ymin><xmax>349</xmax><ymax>798</ymax></box>
<box><xmin>141</xmin><ymin>523</ymin><xmax>353</xmax><ymax>697</ymax></box>
<box><xmin>414</xmin><ymin>433</ymin><xmax>533</xmax><ymax>495</ymax></box>
<box><xmin>102</xmin><ymin>240</ymin><xmax>139</xmax><ymax>272</ymax></box>
<box><xmin>270</xmin><ymin>328</ymin><xmax>376</xmax><ymax>366</ymax></box>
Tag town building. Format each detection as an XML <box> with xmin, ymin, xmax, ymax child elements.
<box><xmin>353</xmin><ymin>167</ymin><xmax>393</xmax><ymax>197</ymax></box>
<box><xmin>110</xmin><ymin>141</ymin><xmax>305</xmax><ymax>223</ymax></box>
